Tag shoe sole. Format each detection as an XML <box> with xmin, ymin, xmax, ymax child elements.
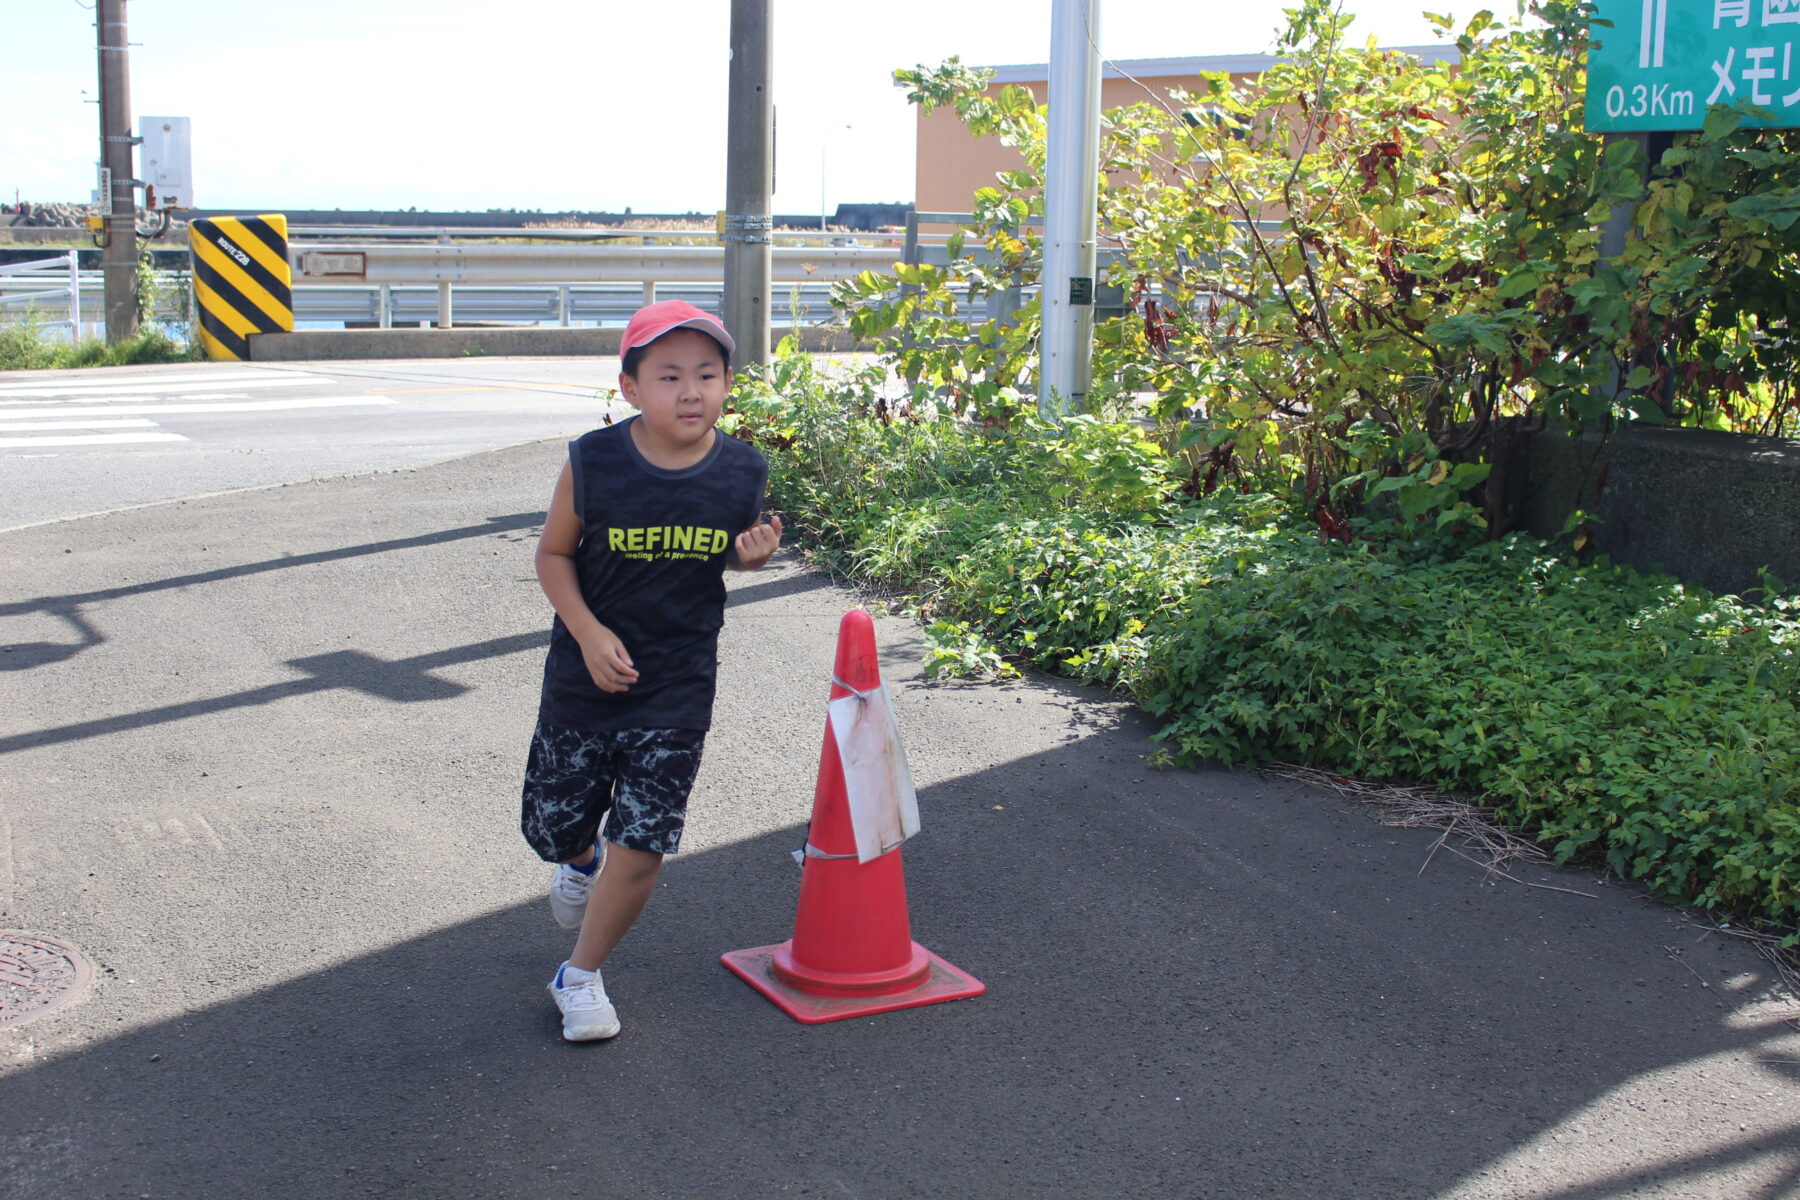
<box><xmin>549</xmin><ymin>903</ymin><xmax>586</xmax><ymax>931</ymax></box>
<box><xmin>562</xmin><ymin>1018</ymin><xmax>621</xmax><ymax>1042</ymax></box>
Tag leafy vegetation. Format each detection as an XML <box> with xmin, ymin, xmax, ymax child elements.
<box><xmin>1</xmin><ymin>248</ymin><xmax>198</xmax><ymax>370</ymax></box>
<box><xmin>0</xmin><ymin>319</ymin><xmax>196</xmax><ymax>371</ymax></box>
<box><xmin>777</xmin><ymin>0</ymin><xmax>1800</xmax><ymax>946</ymax></box>
<box><xmin>851</xmin><ymin>1</ymin><xmax>1800</xmax><ymax>536</ymax></box>
<box><xmin>728</xmin><ymin>343</ymin><xmax>1800</xmax><ymax>945</ymax></box>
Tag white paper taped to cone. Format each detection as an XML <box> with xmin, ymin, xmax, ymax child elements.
<box><xmin>827</xmin><ymin>677</ymin><xmax>921</xmax><ymax>863</ymax></box>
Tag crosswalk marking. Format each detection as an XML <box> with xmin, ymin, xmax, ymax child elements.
<box><xmin>0</xmin><ymin>418</ymin><xmax>159</xmax><ymax>431</ymax></box>
<box><xmin>0</xmin><ymin>377</ymin><xmax>322</xmax><ymax>403</ymax></box>
<box><xmin>0</xmin><ymin>432</ymin><xmax>188</xmax><ymax>449</ymax></box>
<box><xmin>0</xmin><ymin>396</ymin><xmax>399</xmax><ymax>421</ymax></box>
<box><xmin>0</xmin><ymin>371</ymin><xmax>326</xmax><ymax>396</ymax></box>
<box><xmin>0</xmin><ymin>387</ymin><xmax>399</xmax><ymax>454</ymax></box>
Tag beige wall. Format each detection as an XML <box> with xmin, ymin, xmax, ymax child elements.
<box><xmin>913</xmin><ymin>49</ymin><xmax>1457</xmax><ymax>218</ymax></box>
<box><xmin>914</xmin><ymin>73</ymin><xmax>1243</xmax><ymax>217</ymax></box>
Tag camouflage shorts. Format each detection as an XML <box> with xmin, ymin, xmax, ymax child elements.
<box><xmin>520</xmin><ymin>723</ymin><xmax>706</xmax><ymax>860</ymax></box>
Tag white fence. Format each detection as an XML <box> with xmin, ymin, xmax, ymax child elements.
<box><xmin>0</xmin><ymin>252</ymin><xmax>81</xmax><ymax>336</ymax></box>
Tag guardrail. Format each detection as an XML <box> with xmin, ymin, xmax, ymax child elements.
<box><xmin>0</xmin><ymin>271</ymin><xmax>844</xmax><ymax>331</ymax></box>
<box><xmin>287</xmin><ymin>242</ymin><xmax>901</xmax><ymax>329</ymax></box>
<box><xmin>300</xmin><ymin>281</ymin><xmax>840</xmax><ymax>328</ymax></box>
<box><xmin>0</xmin><ymin>251</ymin><xmax>80</xmax><ymax>334</ymax></box>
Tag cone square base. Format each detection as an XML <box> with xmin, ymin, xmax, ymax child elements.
<box><xmin>721</xmin><ymin>943</ymin><xmax>985</xmax><ymax>1024</ymax></box>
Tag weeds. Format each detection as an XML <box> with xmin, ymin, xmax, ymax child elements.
<box><xmin>731</xmin><ymin>356</ymin><xmax>1800</xmax><ymax>945</ymax></box>
<box><xmin>0</xmin><ymin>319</ymin><xmax>197</xmax><ymax>371</ymax></box>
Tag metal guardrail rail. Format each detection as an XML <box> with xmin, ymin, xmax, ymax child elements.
<box><xmin>0</xmin><ymin>271</ymin><xmax>842</xmax><ymax>332</ymax></box>
<box><xmin>0</xmin><ymin>251</ymin><xmax>80</xmax><ymax>332</ymax></box>
<box><xmin>4</xmin><ymin>212</ymin><xmax>1262</xmax><ymax>336</ymax></box>
<box><xmin>285</xmin><ymin>241</ymin><xmax>900</xmax><ymax>329</ymax></box>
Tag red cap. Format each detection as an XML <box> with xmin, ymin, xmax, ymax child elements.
<box><xmin>619</xmin><ymin>300</ymin><xmax>735</xmax><ymax>364</ymax></box>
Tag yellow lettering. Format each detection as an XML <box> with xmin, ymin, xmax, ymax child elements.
<box><xmin>627</xmin><ymin>527</ymin><xmax>645</xmax><ymax>552</ymax></box>
<box><xmin>671</xmin><ymin>526</ymin><xmax>693</xmax><ymax>551</ymax></box>
<box><xmin>710</xmin><ymin>528</ymin><xmax>729</xmax><ymax>554</ymax></box>
<box><xmin>608</xmin><ymin>528</ymin><xmax>625</xmax><ymax>551</ymax></box>
<box><xmin>646</xmin><ymin>527</ymin><xmax>663</xmax><ymax>551</ymax></box>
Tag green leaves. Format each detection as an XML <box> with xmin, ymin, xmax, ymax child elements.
<box><xmin>1724</xmin><ymin>188</ymin><xmax>1800</xmax><ymax>231</ymax></box>
<box><xmin>750</xmin><ymin>364</ymin><xmax>1800</xmax><ymax>939</ymax></box>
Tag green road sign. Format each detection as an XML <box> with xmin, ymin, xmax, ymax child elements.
<box><xmin>1586</xmin><ymin>0</ymin><xmax>1800</xmax><ymax>130</ymax></box>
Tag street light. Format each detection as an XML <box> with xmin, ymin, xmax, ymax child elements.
<box><xmin>820</xmin><ymin>123</ymin><xmax>852</xmax><ymax>232</ymax></box>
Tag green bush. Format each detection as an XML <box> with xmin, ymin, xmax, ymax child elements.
<box><xmin>731</xmin><ymin>364</ymin><xmax>1800</xmax><ymax>941</ymax></box>
<box><xmin>0</xmin><ymin>319</ymin><xmax>197</xmax><ymax>371</ymax></box>
<box><xmin>1136</xmin><ymin>540</ymin><xmax>1800</xmax><ymax>927</ymax></box>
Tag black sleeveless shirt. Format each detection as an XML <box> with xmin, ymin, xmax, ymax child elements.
<box><xmin>538</xmin><ymin>418</ymin><xmax>768</xmax><ymax>731</ymax></box>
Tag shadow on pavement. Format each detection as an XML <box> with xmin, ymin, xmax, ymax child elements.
<box><xmin>0</xmin><ymin>631</ymin><xmax>551</xmax><ymax>756</ymax></box>
<box><xmin>0</xmin><ymin>512</ymin><xmax>545</xmax><ymax>673</ymax></box>
<box><xmin>0</xmin><ymin>565</ymin><xmax>849</xmax><ymax>756</ymax></box>
<box><xmin>4</xmin><ymin>735</ymin><xmax>1796</xmax><ymax>1200</ymax></box>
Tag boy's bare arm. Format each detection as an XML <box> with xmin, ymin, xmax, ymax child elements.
<box><xmin>536</xmin><ymin>462</ymin><xmax>639</xmax><ymax>692</ymax></box>
<box><xmin>730</xmin><ymin>513</ymin><xmax>784</xmax><ymax>571</ymax></box>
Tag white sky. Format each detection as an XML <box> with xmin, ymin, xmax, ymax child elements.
<box><xmin>2</xmin><ymin>0</ymin><xmax>1502</xmax><ymax>217</ymax></box>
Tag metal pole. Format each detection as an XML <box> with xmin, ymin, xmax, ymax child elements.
<box><xmin>1039</xmin><ymin>0</ymin><xmax>1103</xmax><ymax>416</ymax></box>
<box><xmin>66</xmin><ymin>249</ymin><xmax>81</xmax><ymax>336</ymax></box>
<box><xmin>96</xmin><ymin>0</ymin><xmax>139</xmax><ymax>342</ymax></box>
<box><xmin>1598</xmin><ymin>132</ymin><xmax>1657</xmax><ymax>414</ymax></box>
<box><xmin>435</xmin><ymin>232</ymin><xmax>453</xmax><ymax>328</ymax></box>
<box><xmin>723</xmin><ymin>0</ymin><xmax>773</xmax><ymax>370</ymax></box>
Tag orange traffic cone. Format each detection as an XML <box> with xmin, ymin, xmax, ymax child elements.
<box><xmin>721</xmin><ymin>609</ymin><xmax>985</xmax><ymax>1023</ymax></box>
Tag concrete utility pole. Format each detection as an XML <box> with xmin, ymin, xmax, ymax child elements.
<box><xmin>723</xmin><ymin>0</ymin><xmax>773</xmax><ymax>370</ymax></box>
<box><xmin>96</xmin><ymin>0</ymin><xmax>140</xmax><ymax>342</ymax></box>
<box><xmin>1039</xmin><ymin>0</ymin><xmax>1103</xmax><ymax>416</ymax></box>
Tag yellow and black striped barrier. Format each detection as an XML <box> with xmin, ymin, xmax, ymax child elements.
<box><xmin>188</xmin><ymin>214</ymin><xmax>293</xmax><ymax>360</ymax></box>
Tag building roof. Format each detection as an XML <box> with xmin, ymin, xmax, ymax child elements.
<box><xmin>981</xmin><ymin>46</ymin><xmax>1463</xmax><ymax>83</ymax></box>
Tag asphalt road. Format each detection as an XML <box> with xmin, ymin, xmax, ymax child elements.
<box><xmin>1</xmin><ymin>379</ymin><xmax>1798</xmax><ymax>1198</ymax></box>
<box><xmin>0</xmin><ymin>357</ymin><xmax>626</xmax><ymax>530</ymax></box>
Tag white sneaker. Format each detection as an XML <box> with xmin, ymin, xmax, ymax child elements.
<box><xmin>548</xmin><ymin>963</ymin><xmax>620</xmax><ymax>1041</ymax></box>
<box><xmin>549</xmin><ymin>854</ymin><xmax>599</xmax><ymax>929</ymax></box>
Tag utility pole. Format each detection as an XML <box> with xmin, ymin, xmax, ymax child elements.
<box><xmin>723</xmin><ymin>0</ymin><xmax>773</xmax><ymax>370</ymax></box>
<box><xmin>1039</xmin><ymin>0</ymin><xmax>1103</xmax><ymax>416</ymax></box>
<box><xmin>96</xmin><ymin>0</ymin><xmax>139</xmax><ymax>342</ymax></box>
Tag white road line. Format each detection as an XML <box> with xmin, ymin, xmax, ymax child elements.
<box><xmin>0</xmin><ymin>372</ymin><xmax>327</xmax><ymax>396</ymax></box>
<box><xmin>0</xmin><ymin>418</ymin><xmax>159</xmax><ymax>431</ymax></box>
<box><xmin>0</xmin><ymin>392</ymin><xmax>257</xmax><ymax>407</ymax></box>
<box><xmin>0</xmin><ymin>396</ymin><xmax>400</xmax><ymax>420</ymax></box>
<box><xmin>0</xmin><ymin>432</ymin><xmax>189</xmax><ymax>448</ymax></box>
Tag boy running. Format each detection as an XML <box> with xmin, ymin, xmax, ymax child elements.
<box><xmin>521</xmin><ymin>300</ymin><xmax>781</xmax><ymax>1041</ymax></box>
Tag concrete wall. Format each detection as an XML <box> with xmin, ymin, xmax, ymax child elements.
<box><xmin>1519</xmin><ymin>422</ymin><xmax>1800</xmax><ymax>598</ymax></box>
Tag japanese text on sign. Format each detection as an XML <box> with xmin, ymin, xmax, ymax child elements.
<box><xmin>1587</xmin><ymin>0</ymin><xmax>1800</xmax><ymax>130</ymax></box>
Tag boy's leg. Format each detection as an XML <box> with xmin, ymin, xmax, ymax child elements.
<box><xmin>562</xmin><ymin>727</ymin><xmax>702</xmax><ymax>968</ymax></box>
<box><xmin>545</xmin><ymin>727</ymin><xmax>701</xmax><ymax>1040</ymax></box>
<box><xmin>568</xmin><ymin>843</ymin><xmax>663</xmax><ymax>971</ymax></box>
<box><xmin>521</xmin><ymin>722</ymin><xmax>620</xmax><ymax>929</ymax></box>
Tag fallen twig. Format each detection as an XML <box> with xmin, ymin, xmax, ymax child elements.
<box><xmin>1664</xmin><ymin>944</ymin><xmax>1731</xmax><ymax>1010</ymax></box>
<box><xmin>1262</xmin><ymin>762</ymin><xmax>1550</xmax><ymax>876</ymax></box>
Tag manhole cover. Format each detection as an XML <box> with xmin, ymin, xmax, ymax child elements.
<box><xmin>0</xmin><ymin>934</ymin><xmax>94</xmax><ymax>1030</ymax></box>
